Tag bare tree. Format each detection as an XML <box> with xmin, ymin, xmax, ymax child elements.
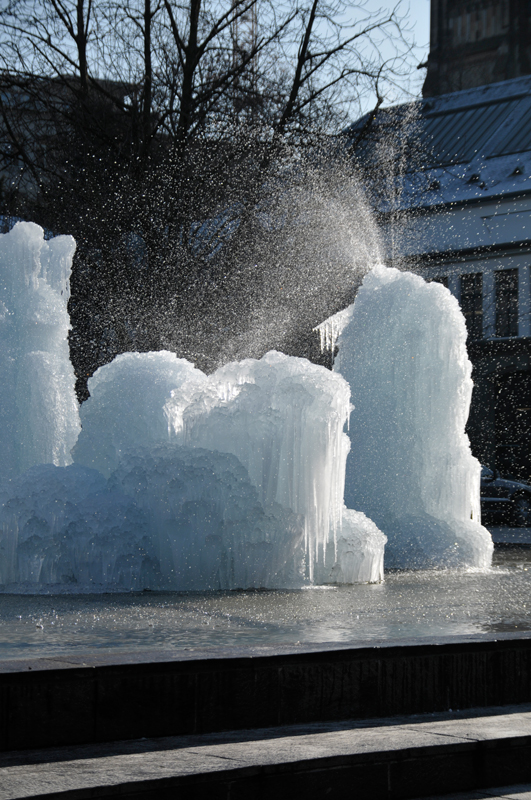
<box><xmin>0</xmin><ymin>0</ymin><xmax>415</xmax><ymax>396</ymax></box>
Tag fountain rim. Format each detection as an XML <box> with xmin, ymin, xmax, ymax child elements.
<box><xmin>1</xmin><ymin>629</ymin><xmax>530</xmax><ymax>673</ymax></box>
<box><xmin>2</xmin><ymin>630</ymin><xmax>531</xmax><ymax>753</ymax></box>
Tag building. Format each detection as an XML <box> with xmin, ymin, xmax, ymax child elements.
<box><xmin>347</xmin><ymin>74</ymin><xmax>531</xmax><ymax>481</ymax></box>
<box><xmin>0</xmin><ymin>72</ymin><xmax>135</xmax><ymax>209</ymax></box>
<box><xmin>423</xmin><ymin>0</ymin><xmax>531</xmax><ymax>96</ymax></box>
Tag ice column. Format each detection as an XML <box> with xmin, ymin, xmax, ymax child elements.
<box><xmin>0</xmin><ymin>222</ymin><xmax>80</xmax><ymax>479</ymax></box>
<box><xmin>335</xmin><ymin>265</ymin><xmax>493</xmax><ymax>570</ymax></box>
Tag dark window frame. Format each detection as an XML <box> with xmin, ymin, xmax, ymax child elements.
<box><xmin>460</xmin><ymin>272</ymin><xmax>483</xmax><ymax>341</ymax></box>
<box><xmin>495</xmin><ymin>268</ymin><xmax>518</xmax><ymax>338</ymax></box>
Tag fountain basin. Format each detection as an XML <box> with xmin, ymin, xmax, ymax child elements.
<box><xmin>0</xmin><ymin>547</ymin><xmax>529</xmax><ymax>662</ymax></box>
<box><xmin>1</xmin><ymin>548</ymin><xmax>530</xmax><ymax>752</ymax></box>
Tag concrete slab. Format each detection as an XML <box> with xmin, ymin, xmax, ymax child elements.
<box><xmin>1</xmin><ymin>704</ymin><xmax>531</xmax><ymax>799</ymax></box>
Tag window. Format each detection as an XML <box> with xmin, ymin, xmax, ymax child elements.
<box><xmin>430</xmin><ymin>275</ymin><xmax>449</xmax><ymax>288</ymax></box>
<box><xmin>460</xmin><ymin>272</ymin><xmax>483</xmax><ymax>340</ymax></box>
<box><xmin>495</xmin><ymin>268</ymin><xmax>518</xmax><ymax>337</ymax></box>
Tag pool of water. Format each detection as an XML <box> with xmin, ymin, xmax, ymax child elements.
<box><xmin>0</xmin><ymin>546</ymin><xmax>530</xmax><ymax>661</ymax></box>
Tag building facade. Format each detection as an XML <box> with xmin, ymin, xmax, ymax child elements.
<box><xmin>423</xmin><ymin>0</ymin><xmax>531</xmax><ymax>96</ymax></box>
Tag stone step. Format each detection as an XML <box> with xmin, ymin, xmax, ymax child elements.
<box><xmin>417</xmin><ymin>785</ymin><xmax>531</xmax><ymax>799</ymax></box>
<box><xmin>1</xmin><ymin>705</ymin><xmax>530</xmax><ymax>800</ymax></box>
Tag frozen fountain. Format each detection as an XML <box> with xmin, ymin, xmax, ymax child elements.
<box><xmin>0</xmin><ymin>221</ymin><xmax>492</xmax><ymax>596</ymax></box>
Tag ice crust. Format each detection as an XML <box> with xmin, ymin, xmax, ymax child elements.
<box><xmin>0</xmin><ymin>223</ymin><xmax>80</xmax><ymax>480</ymax></box>
<box><xmin>335</xmin><ymin>265</ymin><xmax>493</xmax><ymax>570</ymax></box>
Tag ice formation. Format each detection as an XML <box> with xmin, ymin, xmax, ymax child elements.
<box><xmin>331</xmin><ymin>265</ymin><xmax>493</xmax><ymax>570</ymax></box>
<box><xmin>317</xmin><ymin>509</ymin><xmax>386</xmax><ymax>584</ymax></box>
<box><xmin>0</xmin><ymin>448</ymin><xmax>305</xmax><ymax>591</ymax></box>
<box><xmin>110</xmin><ymin>445</ymin><xmax>305</xmax><ymax>590</ymax></box>
<box><xmin>72</xmin><ymin>351</ymin><xmax>206</xmax><ymax>477</ymax></box>
<box><xmin>0</xmin><ymin>463</ymin><xmax>152</xmax><ymax>589</ymax></box>
<box><xmin>0</xmin><ymin>222</ymin><xmax>491</xmax><ymax>592</ymax></box>
<box><xmin>0</xmin><ymin>221</ymin><xmax>383</xmax><ymax>592</ymax></box>
<box><xmin>0</xmin><ymin>223</ymin><xmax>80</xmax><ymax>480</ymax></box>
<box><xmin>178</xmin><ymin>351</ymin><xmax>353</xmax><ymax>580</ymax></box>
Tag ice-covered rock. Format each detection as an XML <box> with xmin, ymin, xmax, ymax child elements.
<box><xmin>72</xmin><ymin>351</ymin><xmax>206</xmax><ymax>477</ymax></box>
<box><xmin>0</xmin><ymin>222</ymin><xmax>80</xmax><ymax>479</ymax></box>
<box><xmin>333</xmin><ymin>265</ymin><xmax>493</xmax><ymax>569</ymax></box>
<box><xmin>180</xmin><ymin>351</ymin><xmax>352</xmax><ymax>580</ymax></box>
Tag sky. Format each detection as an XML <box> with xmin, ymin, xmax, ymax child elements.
<box><xmin>406</xmin><ymin>0</ymin><xmax>431</xmax><ymax>94</ymax></box>
<box><xmin>365</xmin><ymin>0</ymin><xmax>431</xmax><ymax>108</ymax></box>
<box><xmin>407</xmin><ymin>0</ymin><xmax>431</xmax><ymax>58</ymax></box>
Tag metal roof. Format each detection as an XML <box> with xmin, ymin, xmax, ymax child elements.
<box><xmin>347</xmin><ymin>76</ymin><xmax>531</xmax><ymax>169</ymax></box>
<box><xmin>345</xmin><ymin>75</ymin><xmax>531</xmax><ymax>209</ymax></box>
<box><xmin>421</xmin><ymin>97</ymin><xmax>524</xmax><ymax>166</ymax></box>
<box><xmin>495</xmin><ymin>102</ymin><xmax>531</xmax><ymax>156</ymax></box>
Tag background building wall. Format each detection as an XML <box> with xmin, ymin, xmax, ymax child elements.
<box><xmin>423</xmin><ymin>0</ymin><xmax>531</xmax><ymax>96</ymax></box>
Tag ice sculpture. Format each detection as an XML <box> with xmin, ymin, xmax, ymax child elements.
<box><xmin>330</xmin><ymin>265</ymin><xmax>493</xmax><ymax>569</ymax></box>
<box><xmin>0</xmin><ymin>222</ymin><xmax>80</xmax><ymax>480</ymax></box>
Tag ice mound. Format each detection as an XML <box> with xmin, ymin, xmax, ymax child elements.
<box><xmin>0</xmin><ymin>448</ymin><xmax>305</xmax><ymax>591</ymax></box>
<box><xmin>110</xmin><ymin>444</ymin><xmax>305</xmax><ymax>590</ymax></box>
<box><xmin>316</xmin><ymin>509</ymin><xmax>387</xmax><ymax>584</ymax></box>
<box><xmin>0</xmin><ymin>463</ymin><xmax>153</xmax><ymax>590</ymax></box>
<box><xmin>179</xmin><ymin>350</ymin><xmax>352</xmax><ymax>580</ymax></box>
<box><xmin>64</xmin><ymin>348</ymin><xmax>382</xmax><ymax>589</ymax></box>
<box><xmin>0</xmin><ymin>222</ymin><xmax>80</xmax><ymax>479</ymax></box>
<box><xmin>72</xmin><ymin>351</ymin><xmax>206</xmax><ymax>477</ymax></box>
<box><xmin>333</xmin><ymin>265</ymin><xmax>493</xmax><ymax>570</ymax></box>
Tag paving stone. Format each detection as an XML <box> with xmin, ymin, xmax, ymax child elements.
<box><xmin>1</xmin><ymin>705</ymin><xmax>531</xmax><ymax>799</ymax></box>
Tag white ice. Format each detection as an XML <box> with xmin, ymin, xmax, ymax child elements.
<box><xmin>0</xmin><ymin>448</ymin><xmax>304</xmax><ymax>591</ymax></box>
<box><xmin>0</xmin><ymin>220</ymin><xmax>381</xmax><ymax>592</ymax></box>
<box><xmin>72</xmin><ymin>351</ymin><xmax>206</xmax><ymax>477</ymax></box>
<box><xmin>111</xmin><ymin>445</ymin><xmax>305</xmax><ymax>590</ymax></box>
<box><xmin>0</xmin><ymin>463</ymin><xmax>151</xmax><ymax>590</ymax></box>
<box><xmin>332</xmin><ymin>265</ymin><xmax>493</xmax><ymax>570</ymax></box>
<box><xmin>178</xmin><ymin>351</ymin><xmax>354</xmax><ymax>581</ymax></box>
<box><xmin>0</xmin><ymin>222</ymin><xmax>488</xmax><ymax>592</ymax></box>
<box><xmin>0</xmin><ymin>222</ymin><xmax>80</xmax><ymax>480</ymax></box>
